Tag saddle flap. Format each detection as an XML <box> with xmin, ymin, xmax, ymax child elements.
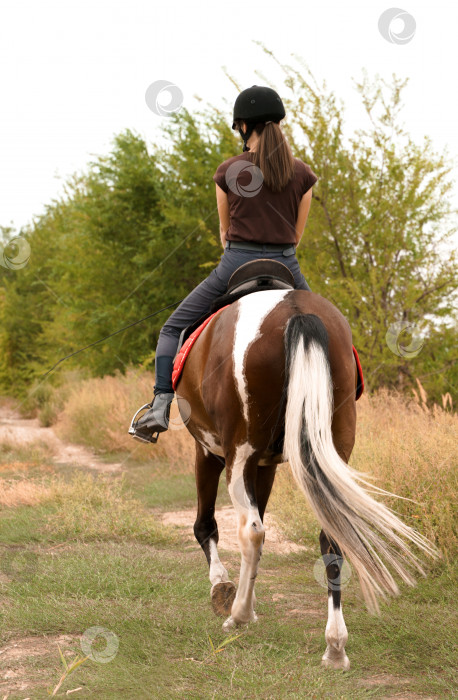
<box><xmin>227</xmin><ymin>259</ymin><xmax>295</xmax><ymax>294</ymax></box>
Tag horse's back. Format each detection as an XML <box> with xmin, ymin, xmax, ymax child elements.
<box><xmin>179</xmin><ymin>290</ymin><xmax>355</xmax><ymax>456</ymax></box>
<box><xmin>220</xmin><ymin>289</ymin><xmax>354</xmax><ymax>387</ymax></box>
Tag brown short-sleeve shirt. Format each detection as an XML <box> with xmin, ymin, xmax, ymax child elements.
<box><xmin>213</xmin><ymin>152</ymin><xmax>317</xmax><ymax>244</ymax></box>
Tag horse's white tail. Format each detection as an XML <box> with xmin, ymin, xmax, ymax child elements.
<box><xmin>283</xmin><ymin>314</ymin><xmax>439</xmax><ymax>613</ymax></box>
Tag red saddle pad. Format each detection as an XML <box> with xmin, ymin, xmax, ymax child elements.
<box><xmin>172</xmin><ymin>306</ymin><xmax>229</xmax><ymax>391</ymax></box>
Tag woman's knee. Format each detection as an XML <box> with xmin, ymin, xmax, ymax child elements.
<box><xmin>159</xmin><ymin>324</ymin><xmax>181</xmax><ymax>341</ymax></box>
<box><xmin>156</xmin><ymin>325</ymin><xmax>181</xmax><ymax>357</ymax></box>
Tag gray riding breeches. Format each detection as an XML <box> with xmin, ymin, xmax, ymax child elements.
<box><xmin>155</xmin><ymin>246</ymin><xmax>310</xmax><ymax>359</ymax></box>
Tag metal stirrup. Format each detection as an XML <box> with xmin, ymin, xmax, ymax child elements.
<box><xmin>128</xmin><ymin>403</ymin><xmax>160</xmax><ymax>444</ymax></box>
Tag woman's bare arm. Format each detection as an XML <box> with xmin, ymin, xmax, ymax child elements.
<box><xmin>295</xmin><ymin>189</ymin><xmax>313</xmax><ymax>246</ymax></box>
<box><xmin>215</xmin><ymin>184</ymin><xmax>230</xmax><ymax>249</ymax></box>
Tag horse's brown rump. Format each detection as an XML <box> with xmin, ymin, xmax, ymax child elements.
<box><xmin>178</xmin><ymin>290</ymin><xmax>356</xmax><ymax>463</ymax></box>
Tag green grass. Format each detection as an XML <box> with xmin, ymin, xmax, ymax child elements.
<box><xmin>1</xmin><ymin>537</ymin><xmax>456</xmax><ymax>698</ymax></box>
<box><xmin>0</xmin><ymin>442</ymin><xmax>456</xmax><ymax>698</ymax></box>
<box><xmin>123</xmin><ymin>460</ymin><xmax>232</xmax><ymax>511</ymax></box>
<box><xmin>0</xmin><ymin>438</ymin><xmax>57</xmax><ymax>466</ymax></box>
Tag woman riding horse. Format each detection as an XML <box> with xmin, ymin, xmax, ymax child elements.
<box><xmin>129</xmin><ymin>86</ymin><xmax>438</xmax><ymax>668</ymax></box>
<box><xmin>130</xmin><ymin>85</ymin><xmax>317</xmax><ymax>443</ymax></box>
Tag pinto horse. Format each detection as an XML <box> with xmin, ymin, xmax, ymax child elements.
<box><xmin>174</xmin><ymin>287</ymin><xmax>437</xmax><ymax>669</ymax></box>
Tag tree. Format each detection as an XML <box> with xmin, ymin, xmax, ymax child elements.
<box><xmin>0</xmin><ymin>53</ymin><xmax>456</xmax><ymax>406</ymax></box>
<box><xmin>269</xmin><ymin>55</ymin><xmax>457</xmax><ymax>397</ymax></box>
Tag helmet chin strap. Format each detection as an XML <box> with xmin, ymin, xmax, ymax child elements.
<box><xmin>238</xmin><ymin>122</ymin><xmax>256</xmax><ymax>152</ymax></box>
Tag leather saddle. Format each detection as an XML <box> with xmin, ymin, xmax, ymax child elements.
<box><xmin>177</xmin><ymin>259</ymin><xmax>295</xmax><ymax>352</ymax></box>
<box><xmin>226</xmin><ymin>259</ymin><xmax>295</xmax><ymax>295</ymax></box>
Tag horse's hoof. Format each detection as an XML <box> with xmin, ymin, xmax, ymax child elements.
<box><xmin>222</xmin><ymin>609</ymin><xmax>258</xmax><ymax>633</ymax></box>
<box><xmin>321</xmin><ymin>652</ymin><xmax>350</xmax><ymax>671</ymax></box>
<box><xmin>211</xmin><ymin>581</ymin><xmax>236</xmax><ymax>617</ymax></box>
<box><xmin>222</xmin><ymin>615</ymin><xmax>236</xmax><ymax>633</ymax></box>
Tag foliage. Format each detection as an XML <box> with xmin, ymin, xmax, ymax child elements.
<box><xmin>274</xmin><ymin>56</ymin><xmax>457</xmax><ymax>395</ymax></box>
<box><xmin>0</xmin><ymin>53</ymin><xmax>456</xmax><ymax>404</ymax></box>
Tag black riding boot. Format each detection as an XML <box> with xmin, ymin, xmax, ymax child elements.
<box><xmin>128</xmin><ymin>356</ymin><xmax>175</xmax><ymax>443</ymax></box>
<box><xmin>130</xmin><ymin>392</ymin><xmax>175</xmax><ymax>443</ymax></box>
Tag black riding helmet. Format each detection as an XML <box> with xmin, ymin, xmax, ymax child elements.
<box><xmin>232</xmin><ymin>85</ymin><xmax>286</xmax><ymax>151</ymax></box>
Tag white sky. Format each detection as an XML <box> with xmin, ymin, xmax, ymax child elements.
<box><xmin>1</xmin><ymin>0</ymin><xmax>457</xmax><ymax>233</ymax></box>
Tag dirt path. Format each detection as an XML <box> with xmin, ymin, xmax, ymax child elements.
<box><xmin>0</xmin><ymin>402</ymin><xmax>121</xmax><ymax>472</ymax></box>
<box><xmin>0</xmin><ymin>402</ymin><xmax>445</xmax><ymax>699</ymax></box>
<box><xmin>159</xmin><ymin>505</ymin><xmax>308</xmax><ymax>555</ymax></box>
<box><xmin>0</xmin><ymin>400</ymin><xmax>306</xmax><ymax>555</ymax></box>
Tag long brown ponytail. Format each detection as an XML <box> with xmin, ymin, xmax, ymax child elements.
<box><xmin>234</xmin><ymin>120</ymin><xmax>295</xmax><ymax>192</ymax></box>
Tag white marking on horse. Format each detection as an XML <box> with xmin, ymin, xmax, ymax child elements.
<box><xmin>199</xmin><ymin>430</ymin><xmax>224</xmax><ymax>457</ymax></box>
<box><xmin>208</xmin><ymin>539</ymin><xmax>230</xmax><ymax>586</ymax></box>
<box><xmin>321</xmin><ymin>595</ymin><xmax>350</xmax><ymax>670</ymax></box>
<box><xmin>193</xmin><ymin>428</ymin><xmax>224</xmax><ymax>457</ymax></box>
<box><xmin>232</xmin><ymin>290</ymin><xmax>289</xmax><ymax>422</ymax></box>
<box><xmin>223</xmin><ymin>441</ymin><xmax>265</xmax><ymax>632</ymax></box>
<box><xmin>229</xmin><ymin>441</ymin><xmax>256</xmax><ymax>513</ymax></box>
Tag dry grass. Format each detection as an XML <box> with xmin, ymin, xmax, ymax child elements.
<box><xmin>0</xmin><ymin>477</ymin><xmax>55</xmax><ymax>507</ymax></box>
<box><xmin>54</xmin><ymin>368</ymin><xmax>195</xmax><ymax>470</ymax></box>
<box><xmin>38</xmin><ymin>371</ymin><xmax>456</xmax><ymax>558</ymax></box>
<box><xmin>270</xmin><ymin>386</ymin><xmax>457</xmax><ymax>561</ymax></box>
<box><xmin>0</xmin><ymin>438</ymin><xmax>58</xmax><ymax>507</ymax></box>
<box><xmin>351</xmin><ymin>387</ymin><xmax>457</xmax><ymax>559</ymax></box>
<box><xmin>0</xmin><ymin>439</ymin><xmax>57</xmax><ymax>465</ymax></box>
<box><xmin>43</xmin><ymin>471</ymin><xmax>172</xmax><ymax>542</ymax></box>
<box><xmin>0</xmin><ymin>469</ymin><xmax>174</xmax><ymax>545</ymax></box>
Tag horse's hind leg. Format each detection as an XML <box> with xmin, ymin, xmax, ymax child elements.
<box><xmin>318</xmin><ymin>391</ymin><xmax>354</xmax><ymax>670</ymax></box>
<box><xmin>319</xmin><ymin>532</ymin><xmax>350</xmax><ymax>670</ymax></box>
<box><xmin>193</xmin><ymin>441</ymin><xmax>235</xmax><ymax>616</ymax></box>
<box><xmin>223</xmin><ymin>445</ymin><xmax>264</xmax><ymax>633</ymax></box>
<box><xmin>251</xmin><ymin>463</ymin><xmax>277</xmax><ymax>608</ymax></box>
